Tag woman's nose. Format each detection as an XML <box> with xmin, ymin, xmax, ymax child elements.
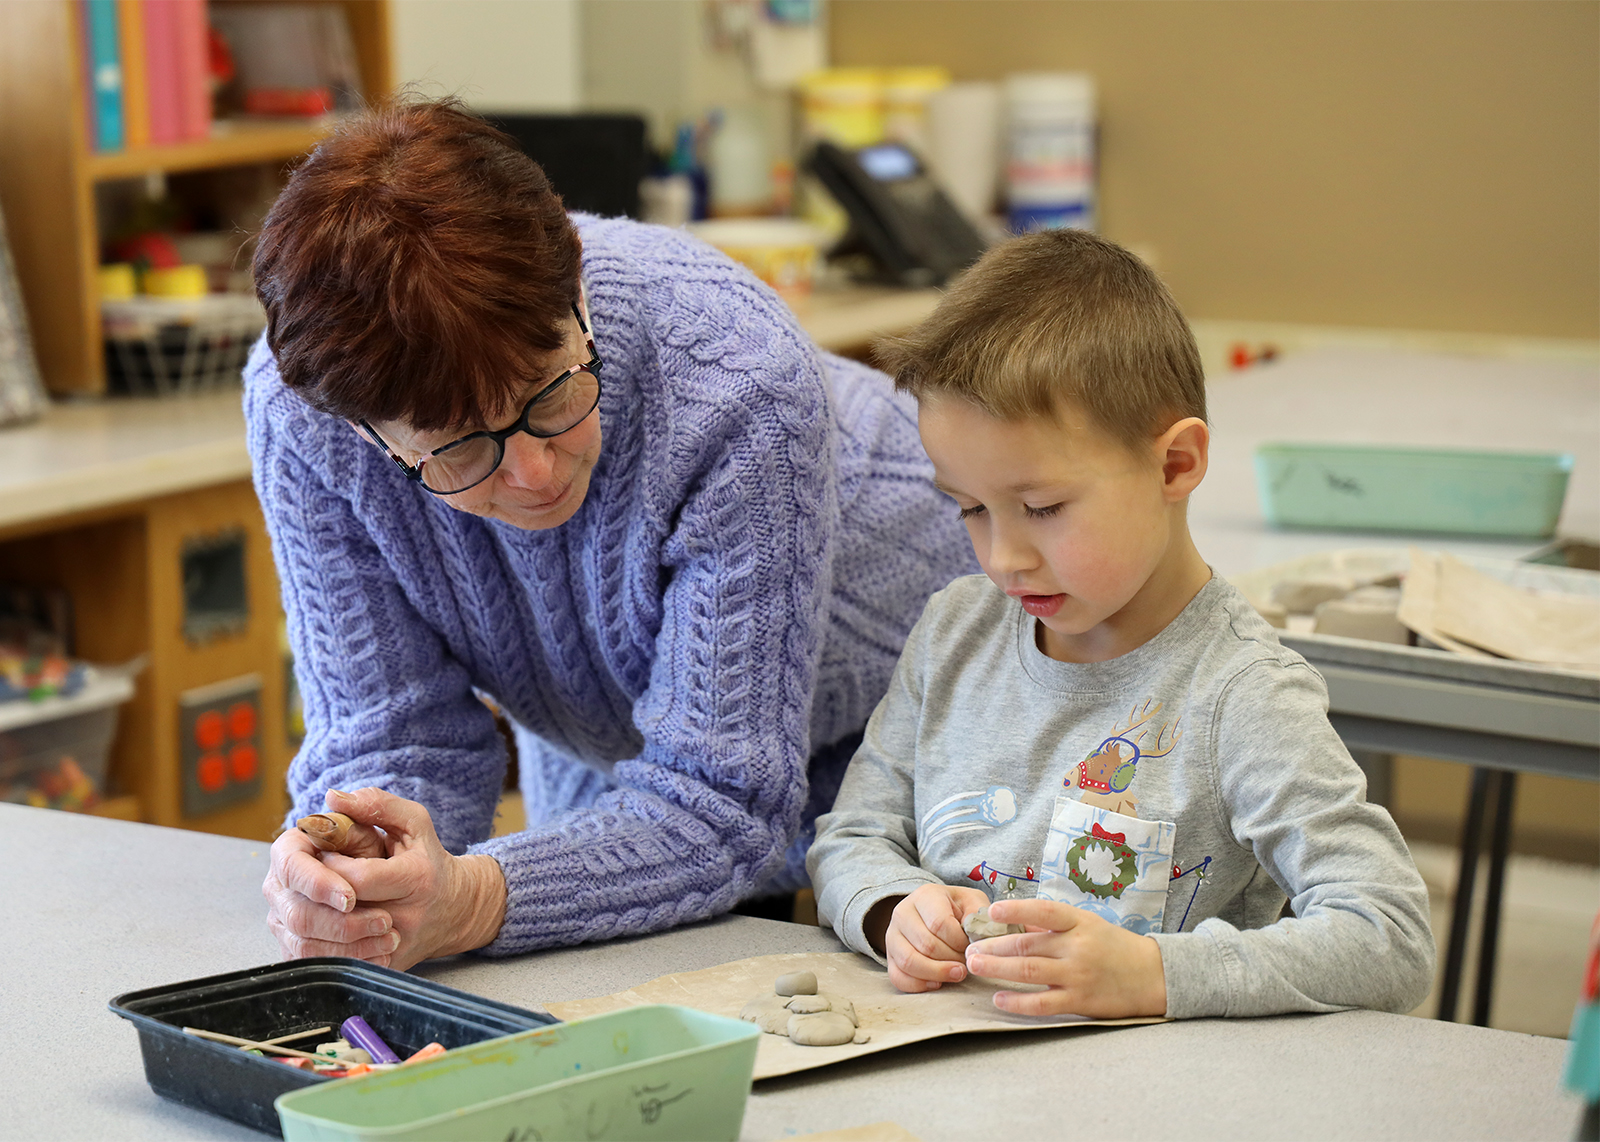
<box><xmin>498</xmin><ymin>431</ymin><xmax>557</xmax><ymax>491</ymax></box>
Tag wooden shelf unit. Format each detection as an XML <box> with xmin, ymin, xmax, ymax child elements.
<box><xmin>0</xmin><ymin>0</ymin><xmax>392</xmax><ymax>396</ymax></box>
<box><xmin>0</xmin><ymin>479</ymin><xmax>293</xmax><ymax>840</ymax></box>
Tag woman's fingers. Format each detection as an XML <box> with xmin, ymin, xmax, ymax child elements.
<box><xmin>267</xmin><ymin>908</ymin><xmax>398</xmax><ymax>965</ymax></box>
<box><xmin>327</xmin><ymin>787</ymin><xmax>437</xmax><ymax>844</ymax></box>
<box><xmin>271</xmin><ymin>828</ymin><xmax>358</xmax><ymax>913</ymax></box>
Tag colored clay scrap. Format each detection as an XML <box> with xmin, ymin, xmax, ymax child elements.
<box><xmin>296</xmin><ymin>812</ymin><xmax>355</xmax><ymax>852</ymax></box>
<box><xmin>741</xmin><ymin>974</ymin><xmax>870</xmax><ymax>1046</ymax></box>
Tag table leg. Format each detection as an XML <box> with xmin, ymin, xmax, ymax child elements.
<box><xmin>1471</xmin><ymin>770</ymin><xmax>1518</xmax><ymax>1027</ymax></box>
<box><xmin>1438</xmin><ymin>766</ymin><xmax>1492</xmax><ymax>1022</ymax></box>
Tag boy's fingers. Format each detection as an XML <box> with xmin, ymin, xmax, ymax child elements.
<box><xmin>909</xmin><ymin>899</ymin><xmax>968</xmax><ymax>959</ymax></box>
<box><xmin>887</xmin><ymin>925</ymin><xmax>967</xmax><ymax>985</ymax></box>
<box><xmin>992</xmin><ymin>986</ymin><xmax>1080</xmax><ymax>1018</ymax></box>
<box><xmin>965</xmin><ymin>949</ymin><xmax>1055</xmax><ymax>988</ymax></box>
<box><xmin>987</xmin><ymin>897</ymin><xmax>1082</xmax><ymax>931</ymax></box>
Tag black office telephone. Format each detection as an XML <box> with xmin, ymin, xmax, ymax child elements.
<box><xmin>805</xmin><ymin>140</ymin><xmax>989</xmax><ymax>287</ymax></box>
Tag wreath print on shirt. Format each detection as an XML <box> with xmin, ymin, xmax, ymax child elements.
<box><xmin>1063</xmin><ymin>821</ymin><xmax>1140</xmax><ymax>899</ymax></box>
<box><xmin>1063</xmin><ymin>699</ymin><xmax>1183</xmax><ymax>818</ymax></box>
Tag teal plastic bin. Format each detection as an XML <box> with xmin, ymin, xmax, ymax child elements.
<box><xmin>1254</xmin><ymin>443</ymin><xmax>1572</xmax><ymax>537</ymax></box>
<box><xmin>275</xmin><ymin>1005</ymin><xmax>760</xmax><ymax>1142</ymax></box>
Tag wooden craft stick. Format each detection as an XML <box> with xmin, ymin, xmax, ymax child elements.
<box><xmin>182</xmin><ymin>1027</ymin><xmax>326</xmax><ymax>1061</ymax></box>
<box><xmin>261</xmin><ymin>1025</ymin><xmax>332</xmax><ymax>1046</ymax></box>
<box><xmin>296</xmin><ymin>812</ymin><xmax>355</xmax><ymax>852</ymax></box>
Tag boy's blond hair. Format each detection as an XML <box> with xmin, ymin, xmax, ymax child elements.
<box><xmin>877</xmin><ymin>229</ymin><xmax>1205</xmax><ymax>449</ymax></box>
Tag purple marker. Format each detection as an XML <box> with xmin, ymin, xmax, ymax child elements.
<box><xmin>340</xmin><ymin>1015</ymin><xmax>400</xmax><ymax>1064</ymax></box>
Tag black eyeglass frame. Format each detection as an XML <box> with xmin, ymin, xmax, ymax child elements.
<box><xmin>358</xmin><ymin>303</ymin><xmax>604</xmax><ymax>497</ymax></box>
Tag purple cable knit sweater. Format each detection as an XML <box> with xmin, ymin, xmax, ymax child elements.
<box><xmin>244</xmin><ymin>214</ymin><xmax>976</xmax><ymax>954</ymax></box>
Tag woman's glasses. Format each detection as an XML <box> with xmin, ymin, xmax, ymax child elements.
<box><xmin>359</xmin><ymin>304</ymin><xmax>603</xmax><ymax>496</ymax></box>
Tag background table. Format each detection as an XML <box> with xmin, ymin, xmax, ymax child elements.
<box><xmin>0</xmin><ymin>805</ymin><xmax>1580</xmax><ymax>1142</ymax></box>
<box><xmin>1194</xmin><ymin>346</ymin><xmax>1600</xmax><ymax>1025</ymax></box>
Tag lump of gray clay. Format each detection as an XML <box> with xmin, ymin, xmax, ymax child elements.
<box><xmin>1270</xmin><ymin>576</ymin><xmax>1356</xmax><ymax>614</ymax></box>
<box><xmin>787</xmin><ymin>1011</ymin><xmax>856</xmax><ymax>1046</ymax></box>
<box><xmin>852</xmin><ymin>1030</ymin><xmax>871</xmax><ymax>1044</ymax></box>
<box><xmin>829</xmin><ymin>997</ymin><xmax>857</xmax><ymax>1027</ymax></box>
<box><xmin>739</xmin><ymin>993</ymin><xmax>792</xmax><ymax>1036</ymax></box>
<box><xmin>785</xmin><ymin>993</ymin><xmax>831</xmax><ymax>1014</ymax></box>
<box><xmin>1312</xmin><ymin>598</ymin><xmax>1408</xmax><ymax>645</ymax></box>
<box><xmin>963</xmin><ymin>905</ymin><xmax>1024</xmax><ymax>942</ymax></box>
<box><xmin>775</xmin><ymin>971</ymin><xmax>818</xmax><ymax>997</ymax></box>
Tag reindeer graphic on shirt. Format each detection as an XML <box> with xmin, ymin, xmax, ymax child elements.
<box><xmin>1063</xmin><ymin>699</ymin><xmax>1183</xmax><ymax>818</ymax></box>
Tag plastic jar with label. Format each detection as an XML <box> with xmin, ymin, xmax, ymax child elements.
<box><xmin>1004</xmin><ymin>72</ymin><xmax>1096</xmax><ymax>232</ymax></box>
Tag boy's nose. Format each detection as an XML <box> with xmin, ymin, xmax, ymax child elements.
<box><xmin>985</xmin><ymin>524</ymin><xmax>1038</xmax><ymax>576</ymax></box>
<box><xmin>499</xmin><ymin>432</ymin><xmax>558</xmax><ymax>492</ymax></box>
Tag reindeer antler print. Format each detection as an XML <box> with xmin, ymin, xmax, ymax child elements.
<box><xmin>1117</xmin><ymin>699</ymin><xmax>1183</xmax><ymax>759</ymax></box>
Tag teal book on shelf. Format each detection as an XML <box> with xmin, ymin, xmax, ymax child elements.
<box><xmin>82</xmin><ymin>0</ymin><xmax>126</xmax><ymax>152</ymax></box>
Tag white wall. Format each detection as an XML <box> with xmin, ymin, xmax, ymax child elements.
<box><xmin>391</xmin><ymin>0</ymin><xmax>580</xmax><ymax>111</ymax></box>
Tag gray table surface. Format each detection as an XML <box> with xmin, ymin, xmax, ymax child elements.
<box><xmin>0</xmin><ymin>805</ymin><xmax>1582</xmax><ymax>1142</ymax></box>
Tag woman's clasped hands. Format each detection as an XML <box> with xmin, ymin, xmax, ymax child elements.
<box><xmin>878</xmin><ymin>883</ymin><xmax>1168</xmax><ymax>1019</ymax></box>
<box><xmin>262</xmin><ymin>787</ymin><xmax>507</xmax><ymax>970</ymax></box>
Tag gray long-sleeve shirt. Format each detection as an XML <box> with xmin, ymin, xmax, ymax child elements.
<box><xmin>807</xmin><ymin>573</ymin><xmax>1436</xmax><ymax>1019</ymax></box>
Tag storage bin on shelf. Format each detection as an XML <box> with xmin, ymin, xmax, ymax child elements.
<box><xmin>102</xmin><ymin>293</ymin><xmax>266</xmax><ymax>395</ymax></box>
<box><xmin>0</xmin><ymin>666</ymin><xmax>136</xmax><ymax>810</ymax></box>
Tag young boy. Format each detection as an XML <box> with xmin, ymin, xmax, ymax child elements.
<box><xmin>806</xmin><ymin>230</ymin><xmax>1435</xmax><ymax>1021</ymax></box>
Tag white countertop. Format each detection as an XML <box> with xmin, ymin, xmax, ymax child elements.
<box><xmin>0</xmin><ymin>390</ymin><xmax>249</xmax><ymax>530</ymax></box>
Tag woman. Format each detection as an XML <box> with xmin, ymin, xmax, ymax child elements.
<box><xmin>250</xmin><ymin>100</ymin><xmax>975</xmax><ymax>969</ymax></box>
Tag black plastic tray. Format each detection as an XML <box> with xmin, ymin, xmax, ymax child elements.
<box><xmin>109</xmin><ymin>957</ymin><xmax>556</xmax><ymax>1137</ymax></box>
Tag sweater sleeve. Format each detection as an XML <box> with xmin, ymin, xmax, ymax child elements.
<box><xmin>471</xmin><ymin>280</ymin><xmax>847</xmax><ymax>954</ymax></box>
<box><xmin>807</xmin><ymin>602</ymin><xmax>944</xmax><ymax>962</ymax></box>
<box><xmin>248</xmin><ymin>381</ymin><xmax>508</xmax><ymax>852</ymax></box>
<box><xmin>1151</xmin><ymin>660</ymin><xmax>1437</xmax><ymax>1018</ymax></box>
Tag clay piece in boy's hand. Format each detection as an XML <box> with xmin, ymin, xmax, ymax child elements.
<box><xmin>787</xmin><ymin>1011</ymin><xmax>856</xmax><ymax>1046</ymax></box>
<box><xmin>775</xmin><ymin>970</ymin><xmax>818</xmax><ymax>996</ymax></box>
<box><xmin>963</xmin><ymin>905</ymin><xmax>1025</xmax><ymax>942</ymax></box>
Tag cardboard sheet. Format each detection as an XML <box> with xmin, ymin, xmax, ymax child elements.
<box><xmin>1397</xmin><ymin>548</ymin><xmax>1494</xmax><ymax>657</ymax></box>
<box><xmin>1432</xmin><ymin>553</ymin><xmax>1600</xmax><ymax>670</ymax></box>
<box><xmin>544</xmin><ymin>951</ymin><xmax>1159</xmax><ymax>1080</ymax></box>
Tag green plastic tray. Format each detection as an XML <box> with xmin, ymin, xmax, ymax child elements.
<box><xmin>1254</xmin><ymin>443</ymin><xmax>1573</xmax><ymax>537</ymax></box>
<box><xmin>274</xmin><ymin>1005</ymin><xmax>760</xmax><ymax>1142</ymax></box>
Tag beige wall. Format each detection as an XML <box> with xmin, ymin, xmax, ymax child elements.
<box><xmin>831</xmin><ymin>0</ymin><xmax>1600</xmax><ymax>339</ymax></box>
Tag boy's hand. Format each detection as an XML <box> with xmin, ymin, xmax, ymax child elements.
<box><xmin>883</xmin><ymin>884</ymin><xmax>993</xmax><ymax>993</ymax></box>
<box><xmin>964</xmin><ymin>897</ymin><xmax>1168</xmax><ymax>1019</ymax></box>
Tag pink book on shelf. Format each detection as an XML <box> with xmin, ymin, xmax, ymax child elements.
<box><xmin>142</xmin><ymin>0</ymin><xmax>182</xmax><ymax>145</ymax></box>
<box><xmin>172</xmin><ymin>0</ymin><xmax>210</xmax><ymax>141</ymax></box>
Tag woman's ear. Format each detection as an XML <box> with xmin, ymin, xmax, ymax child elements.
<box><xmin>1158</xmin><ymin>417</ymin><xmax>1209</xmax><ymax>502</ymax></box>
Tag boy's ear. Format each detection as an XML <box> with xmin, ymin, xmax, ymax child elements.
<box><xmin>1156</xmin><ymin>417</ymin><xmax>1209</xmax><ymax>502</ymax></box>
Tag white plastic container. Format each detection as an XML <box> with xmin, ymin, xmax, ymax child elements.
<box><xmin>1004</xmin><ymin>72</ymin><xmax>1096</xmax><ymax>232</ymax></box>
<box><xmin>928</xmin><ymin>81</ymin><xmax>1003</xmax><ymax>224</ymax></box>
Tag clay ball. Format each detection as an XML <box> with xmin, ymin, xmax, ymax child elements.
<box><xmin>774</xmin><ymin>971</ymin><xmax>818</xmax><ymax>997</ymax></box>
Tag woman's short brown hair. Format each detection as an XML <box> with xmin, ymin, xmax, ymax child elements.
<box><xmin>877</xmin><ymin>228</ymin><xmax>1205</xmax><ymax>448</ymax></box>
<box><xmin>253</xmin><ymin>98</ymin><xmax>581</xmax><ymax>431</ymax></box>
